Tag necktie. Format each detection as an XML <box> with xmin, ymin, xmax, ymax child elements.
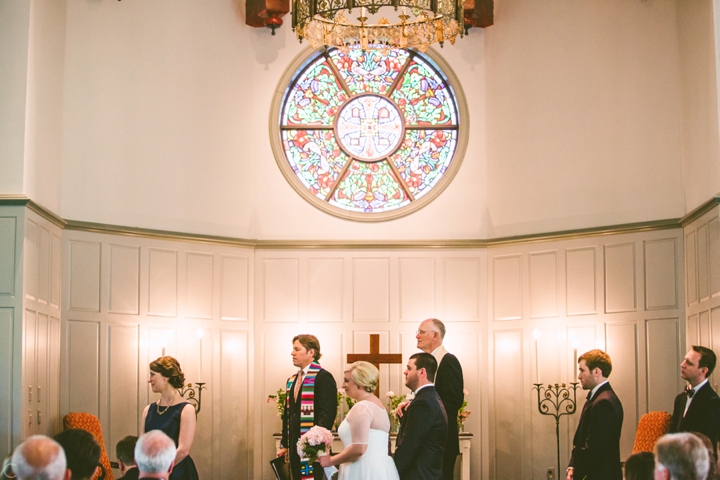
<box><xmin>685</xmin><ymin>384</ymin><xmax>695</xmax><ymax>398</ymax></box>
<box><xmin>294</xmin><ymin>370</ymin><xmax>303</xmax><ymax>401</ymax></box>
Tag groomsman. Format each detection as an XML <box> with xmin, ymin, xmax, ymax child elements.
<box><xmin>278</xmin><ymin>334</ymin><xmax>337</xmax><ymax>480</ymax></box>
<box><xmin>394</xmin><ymin>353</ymin><xmax>448</xmax><ymax>480</ymax></box>
<box><xmin>567</xmin><ymin>349</ymin><xmax>623</xmax><ymax>480</ymax></box>
<box><xmin>415</xmin><ymin>318</ymin><xmax>464</xmax><ymax>480</ymax></box>
<box><xmin>669</xmin><ymin>346</ymin><xmax>720</xmax><ymax>456</ymax></box>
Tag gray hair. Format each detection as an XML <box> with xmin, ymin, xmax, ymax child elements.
<box><xmin>135</xmin><ymin>430</ymin><xmax>176</xmax><ymax>474</ymax></box>
<box><xmin>11</xmin><ymin>435</ymin><xmax>67</xmax><ymax>480</ymax></box>
<box><xmin>427</xmin><ymin>318</ymin><xmax>446</xmax><ymax>340</ymax></box>
<box><xmin>654</xmin><ymin>433</ymin><xmax>709</xmax><ymax>480</ymax></box>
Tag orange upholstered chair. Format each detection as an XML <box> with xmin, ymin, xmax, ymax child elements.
<box><xmin>63</xmin><ymin>412</ymin><xmax>115</xmax><ymax>480</ymax></box>
<box><xmin>632</xmin><ymin>411</ymin><xmax>672</xmax><ymax>454</ymax></box>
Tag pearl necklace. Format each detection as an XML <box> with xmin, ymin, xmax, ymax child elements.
<box><xmin>156</xmin><ymin>390</ymin><xmax>177</xmax><ymax>416</ymax></box>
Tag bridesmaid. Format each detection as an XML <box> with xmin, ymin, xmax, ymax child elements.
<box><xmin>141</xmin><ymin>356</ymin><xmax>199</xmax><ymax>480</ymax></box>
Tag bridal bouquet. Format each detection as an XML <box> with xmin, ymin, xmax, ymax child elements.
<box><xmin>297</xmin><ymin>426</ymin><xmax>337</xmax><ymax>478</ymax></box>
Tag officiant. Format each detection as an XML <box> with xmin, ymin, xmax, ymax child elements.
<box><xmin>277</xmin><ymin>334</ymin><xmax>337</xmax><ymax>480</ymax></box>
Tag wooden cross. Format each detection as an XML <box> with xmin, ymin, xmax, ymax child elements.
<box><xmin>347</xmin><ymin>334</ymin><xmax>404</xmax><ymax>396</ymax></box>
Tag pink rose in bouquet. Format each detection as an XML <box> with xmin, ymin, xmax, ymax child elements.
<box><xmin>296</xmin><ymin>426</ymin><xmax>334</xmax><ymax>464</ymax></box>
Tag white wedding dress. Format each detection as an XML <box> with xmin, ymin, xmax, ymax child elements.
<box><xmin>337</xmin><ymin>400</ymin><xmax>400</xmax><ymax>480</ymax></box>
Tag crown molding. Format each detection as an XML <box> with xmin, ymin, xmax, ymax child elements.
<box><xmin>0</xmin><ymin>196</ymin><xmax>689</xmax><ymax>249</ymax></box>
<box><xmin>679</xmin><ymin>195</ymin><xmax>720</xmax><ymax>227</ymax></box>
<box><xmin>0</xmin><ymin>195</ymin><xmax>67</xmax><ymax>228</ymax></box>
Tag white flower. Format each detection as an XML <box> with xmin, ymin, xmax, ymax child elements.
<box><xmin>386</xmin><ymin>391</ymin><xmax>395</xmax><ymax>397</ymax></box>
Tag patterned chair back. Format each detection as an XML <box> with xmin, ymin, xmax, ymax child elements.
<box><xmin>63</xmin><ymin>412</ymin><xmax>116</xmax><ymax>480</ymax></box>
<box><xmin>631</xmin><ymin>411</ymin><xmax>672</xmax><ymax>454</ymax></box>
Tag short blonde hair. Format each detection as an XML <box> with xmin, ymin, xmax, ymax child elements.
<box><xmin>347</xmin><ymin>361</ymin><xmax>379</xmax><ymax>392</ymax></box>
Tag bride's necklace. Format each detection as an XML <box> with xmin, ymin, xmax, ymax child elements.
<box><xmin>156</xmin><ymin>389</ymin><xmax>177</xmax><ymax>415</ymax></box>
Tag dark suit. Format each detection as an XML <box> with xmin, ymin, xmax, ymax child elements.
<box><xmin>394</xmin><ymin>385</ymin><xmax>448</xmax><ymax>480</ymax></box>
<box><xmin>118</xmin><ymin>467</ymin><xmax>139</xmax><ymax>480</ymax></box>
<box><xmin>568</xmin><ymin>382</ymin><xmax>623</xmax><ymax>480</ymax></box>
<box><xmin>281</xmin><ymin>367</ymin><xmax>337</xmax><ymax>480</ymax></box>
<box><xmin>435</xmin><ymin>351</ymin><xmax>464</xmax><ymax>480</ymax></box>
<box><xmin>670</xmin><ymin>381</ymin><xmax>720</xmax><ymax>455</ymax></box>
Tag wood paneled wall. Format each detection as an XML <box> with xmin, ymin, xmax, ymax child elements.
<box><xmin>59</xmin><ymin>225</ymin><xmax>686</xmax><ymax>480</ymax></box>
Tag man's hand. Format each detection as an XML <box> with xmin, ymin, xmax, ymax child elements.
<box><xmin>395</xmin><ymin>401</ymin><xmax>410</xmax><ymax>418</ymax></box>
<box><xmin>566</xmin><ymin>467</ymin><xmax>573</xmax><ymax>480</ymax></box>
<box><xmin>277</xmin><ymin>448</ymin><xmax>288</xmax><ymax>459</ymax></box>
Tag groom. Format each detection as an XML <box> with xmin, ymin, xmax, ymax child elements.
<box><xmin>278</xmin><ymin>334</ymin><xmax>337</xmax><ymax>480</ymax></box>
<box><xmin>394</xmin><ymin>353</ymin><xmax>448</xmax><ymax>480</ymax></box>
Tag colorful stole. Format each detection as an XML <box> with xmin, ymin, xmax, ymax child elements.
<box><xmin>285</xmin><ymin>363</ymin><xmax>322</xmax><ymax>480</ymax></box>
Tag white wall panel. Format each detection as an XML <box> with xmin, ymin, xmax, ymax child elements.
<box><xmin>307</xmin><ymin>258</ymin><xmax>344</xmax><ymax>323</ymax></box>
<box><xmin>493</xmin><ymin>255</ymin><xmax>522</xmax><ymax>321</ymax></box>
<box><xmin>492</xmin><ymin>329</ymin><xmax>524</xmax><ymax>480</ymax></box>
<box><xmin>0</xmin><ymin>308</ymin><xmax>13</xmax><ymax>455</ymax></box>
<box><xmin>444</xmin><ymin>258</ymin><xmax>480</xmax><ymax>321</ymax></box>
<box><xmin>687</xmin><ymin>314</ymin><xmax>699</xmax><ymax>347</ymax></box>
<box><xmin>47</xmin><ymin>316</ymin><xmax>61</xmax><ymax>436</ymax></box>
<box><xmin>220</xmin><ymin>256</ymin><xmax>248</xmax><ymax>321</ymax></box>
<box><xmin>262</xmin><ymin>258</ymin><xmax>299</xmax><ymax>322</ymax></box>
<box><xmin>686</xmin><ymin>231</ymin><xmax>698</xmax><ymax>305</ymax></box>
<box><xmin>709</xmin><ymin>218</ymin><xmax>720</xmax><ymax>297</ymax></box>
<box><xmin>186</xmin><ymin>252</ymin><xmax>213</xmax><ymax>319</ymax></box>
<box><xmin>109</xmin><ymin>245</ymin><xmax>140</xmax><ymax>315</ymax></box>
<box><xmin>700</xmin><ymin>310</ymin><xmax>711</xmax><ymax>347</ymax></box>
<box><xmin>108</xmin><ymin>325</ymin><xmax>139</xmax><ymax>454</ymax></box>
<box><xmin>398</xmin><ymin>258</ymin><xmax>434</xmax><ymax>322</ymax></box>
<box><xmin>218</xmin><ymin>330</ymin><xmax>249</xmax><ymax>480</ymax></box>
<box><xmin>24</xmin><ymin>310</ymin><xmax>36</xmax><ymax>435</ymax></box>
<box><xmin>646</xmin><ymin>318</ymin><xmax>678</xmax><ymax>413</ymax></box>
<box><xmin>644</xmin><ymin>239</ymin><xmax>678</xmax><ymax>310</ymax></box>
<box><xmin>36</xmin><ymin>315</ymin><xmax>48</xmax><ymax>435</ymax></box>
<box><xmin>51</xmin><ymin>234</ymin><xmax>61</xmax><ymax>308</ymax></box>
<box><xmin>69</xmin><ymin>241</ymin><xmax>101</xmax><ymax>312</ymax></box>
<box><xmin>353</xmin><ymin>258</ymin><xmax>389</xmax><ymax>322</ymax></box>
<box><xmin>0</xmin><ymin>218</ymin><xmax>16</xmax><ymax>296</ymax></box>
<box><xmin>25</xmin><ymin>220</ymin><xmax>38</xmax><ymax>300</ymax></box>
<box><xmin>529</xmin><ymin>251</ymin><xmax>558</xmax><ymax>318</ymax></box>
<box><xmin>606</xmin><ymin>323</ymin><xmax>637</xmax><ymax>458</ymax></box>
<box><xmin>566</xmin><ymin>247</ymin><xmax>596</xmax><ymax>315</ymax></box>
<box><xmin>148</xmin><ymin>249</ymin><xmax>177</xmax><ymax>317</ymax></box>
<box><xmin>604</xmin><ymin>243</ymin><xmax>637</xmax><ymax>313</ymax></box>
<box><xmin>38</xmin><ymin>227</ymin><xmax>51</xmax><ymax>304</ymax></box>
<box><xmin>698</xmin><ymin>225</ymin><xmax>709</xmax><ymax>300</ymax></box>
<box><xmin>67</xmin><ymin>320</ymin><xmax>99</xmax><ymax>415</ymax></box>
<box><xmin>713</xmin><ymin>308</ymin><xmax>720</xmax><ymax>359</ymax></box>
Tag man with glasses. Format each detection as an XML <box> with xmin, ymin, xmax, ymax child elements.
<box><xmin>399</xmin><ymin>319</ymin><xmax>464</xmax><ymax>480</ymax></box>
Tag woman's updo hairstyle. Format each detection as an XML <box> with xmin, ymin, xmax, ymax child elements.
<box><xmin>149</xmin><ymin>356</ymin><xmax>186</xmax><ymax>389</ymax></box>
<box><xmin>347</xmin><ymin>361</ymin><xmax>379</xmax><ymax>393</ymax></box>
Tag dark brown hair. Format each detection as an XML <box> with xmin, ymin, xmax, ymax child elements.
<box><xmin>578</xmin><ymin>349</ymin><xmax>612</xmax><ymax>378</ymax></box>
<box><xmin>409</xmin><ymin>352</ymin><xmax>438</xmax><ymax>382</ymax></box>
<box><xmin>692</xmin><ymin>346</ymin><xmax>717</xmax><ymax>376</ymax></box>
<box><xmin>115</xmin><ymin>435</ymin><xmax>138</xmax><ymax>466</ymax></box>
<box><xmin>149</xmin><ymin>356</ymin><xmax>186</xmax><ymax>389</ymax></box>
<box><xmin>293</xmin><ymin>334</ymin><xmax>322</xmax><ymax>361</ymax></box>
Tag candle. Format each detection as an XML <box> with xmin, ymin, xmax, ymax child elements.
<box><xmin>197</xmin><ymin>328</ymin><xmax>204</xmax><ymax>382</ymax></box>
<box><xmin>532</xmin><ymin>329</ymin><xmax>541</xmax><ymax>383</ymax></box>
<box><xmin>162</xmin><ymin>346</ymin><xmax>166</xmax><ymax>357</ymax></box>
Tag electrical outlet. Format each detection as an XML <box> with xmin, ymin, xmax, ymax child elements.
<box><xmin>546</xmin><ymin>467</ymin><xmax>555</xmax><ymax>480</ymax></box>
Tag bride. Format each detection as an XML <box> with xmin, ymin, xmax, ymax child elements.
<box><xmin>318</xmin><ymin>361</ymin><xmax>400</xmax><ymax>480</ymax></box>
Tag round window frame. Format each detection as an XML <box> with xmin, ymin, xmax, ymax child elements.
<box><xmin>269</xmin><ymin>46</ymin><xmax>470</xmax><ymax>222</ymax></box>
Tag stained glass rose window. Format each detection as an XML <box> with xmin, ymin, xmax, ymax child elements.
<box><xmin>274</xmin><ymin>47</ymin><xmax>466</xmax><ymax>221</ymax></box>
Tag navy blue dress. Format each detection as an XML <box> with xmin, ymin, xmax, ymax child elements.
<box><xmin>145</xmin><ymin>401</ymin><xmax>199</xmax><ymax>480</ymax></box>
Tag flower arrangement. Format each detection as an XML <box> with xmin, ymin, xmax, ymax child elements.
<box><xmin>385</xmin><ymin>391</ymin><xmax>407</xmax><ymax>431</ymax></box>
<box><xmin>457</xmin><ymin>389</ymin><xmax>471</xmax><ymax>429</ymax></box>
<box><xmin>333</xmin><ymin>389</ymin><xmax>357</xmax><ymax>430</ymax></box>
<box><xmin>267</xmin><ymin>388</ymin><xmax>287</xmax><ymax>417</ymax></box>
<box><xmin>296</xmin><ymin>425</ymin><xmax>334</xmax><ymax>464</ymax></box>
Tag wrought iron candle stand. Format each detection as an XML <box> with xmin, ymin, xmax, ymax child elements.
<box><xmin>179</xmin><ymin>382</ymin><xmax>207</xmax><ymax>416</ymax></box>
<box><xmin>532</xmin><ymin>382</ymin><xmax>580</xmax><ymax>477</ymax></box>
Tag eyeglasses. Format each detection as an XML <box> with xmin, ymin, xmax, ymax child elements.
<box><xmin>416</xmin><ymin>330</ymin><xmax>438</xmax><ymax>335</ymax></box>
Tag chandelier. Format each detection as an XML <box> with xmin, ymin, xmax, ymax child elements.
<box><xmin>291</xmin><ymin>0</ymin><xmax>464</xmax><ymax>52</ymax></box>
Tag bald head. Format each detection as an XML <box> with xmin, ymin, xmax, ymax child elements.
<box><xmin>135</xmin><ymin>430</ymin><xmax>175</xmax><ymax>478</ymax></box>
<box><xmin>11</xmin><ymin>435</ymin><xmax>68</xmax><ymax>480</ymax></box>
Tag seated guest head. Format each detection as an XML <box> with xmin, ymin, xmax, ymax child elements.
<box><xmin>654</xmin><ymin>433</ymin><xmax>709</xmax><ymax>480</ymax></box>
<box><xmin>624</xmin><ymin>451</ymin><xmax>654</xmax><ymax>480</ymax></box>
<box><xmin>54</xmin><ymin>429</ymin><xmax>101</xmax><ymax>480</ymax></box>
<box><xmin>11</xmin><ymin>435</ymin><xmax>70</xmax><ymax>480</ymax></box>
<box><xmin>148</xmin><ymin>356</ymin><xmax>186</xmax><ymax>392</ymax></box>
<box><xmin>690</xmin><ymin>432</ymin><xmax>719</xmax><ymax>479</ymax></box>
<box><xmin>344</xmin><ymin>361</ymin><xmax>379</xmax><ymax>398</ymax></box>
<box><xmin>134</xmin><ymin>431</ymin><xmax>175</xmax><ymax>480</ymax></box>
<box><xmin>577</xmin><ymin>349</ymin><xmax>612</xmax><ymax>391</ymax></box>
<box><xmin>405</xmin><ymin>352</ymin><xmax>438</xmax><ymax>391</ymax></box>
<box><xmin>115</xmin><ymin>435</ymin><xmax>138</xmax><ymax>475</ymax></box>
